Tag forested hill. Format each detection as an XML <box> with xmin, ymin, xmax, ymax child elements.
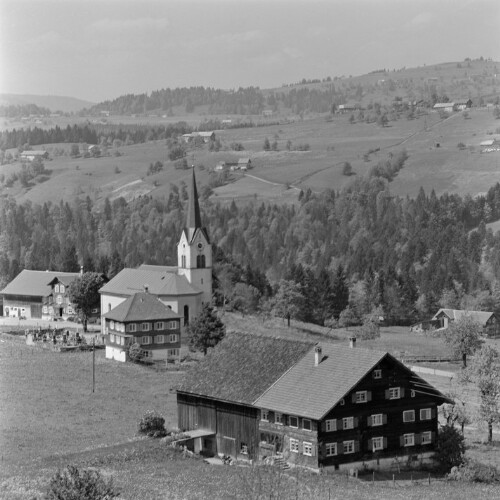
<box><xmin>2</xmin><ymin>174</ymin><xmax>500</xmax><ymax>325</ymax></box>
<box><xmin>84</xmin><ymin>58</ymin><xmax>500</xmax><ymax>116</ymax></box>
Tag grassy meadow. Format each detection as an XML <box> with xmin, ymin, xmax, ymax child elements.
<box><xmin>3</xmin><ymin>104</ymin><xmax>500</xmax><ymax>209</ymax></box>
<box><xmin>2</xmin><ymin>321</ymin><xmax>500</xmax><ymax>499</ymax></box>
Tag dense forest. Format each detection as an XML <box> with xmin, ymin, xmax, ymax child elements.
<box><xmin>2</xmin><ymin>170</ymin><xmax>500</xmax><ymax>326</ymax></box>
<box><xmin>0</xmin><ymin>104</ymin><xmax>52</xmax><ymax>118</ymax></box>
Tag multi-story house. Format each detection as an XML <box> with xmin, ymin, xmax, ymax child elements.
<box><xmin>103</xmin><ymin>291</ymin><xmax>182</xmax><ymax>362</ymax></box>
<box><xmin>177</xmin><ymin>334</ymin><xmax>451</xmax><ymax>470</ymax></box>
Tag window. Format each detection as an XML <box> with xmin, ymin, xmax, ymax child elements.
<box><xmin>343</xmin><ymin>441</ymin><xmax>355</xmax><ymax>454</ymax></box>
<box><xmin>373</xmin><ymin>369</ymin><xmax>382</xmax><ymax>379</ymax></box>
<box><xmin>403</xmin><ymin>433</ymin><xmax>415</xmax><ymax>447</ymax></box>
<box><xmin>261</xmin><ymin>410</ymin><xmax>269</xmax><ymax>422</ymax></box>
<box><xmin>303</xmin><ymin>442</ymin><xmax>313</xmax><ymax>456</ymax></box>
<box><xmin>168</xmin><ymin>321</ymin><xmax>178</xmax><ymax>329</ymax></box>
<box><xmin>389</xmin><ymin>387</ymin><xmax>401</xmax><ymax>399</ymax></box>
<box><xmin>155</xmin><ymin>322</ymin><xmax>164</xmax><ymax>330</ymax></box>
<box><xmin>155</xmin><ymin>335</ymin><xmax>165</xmax><ymax>344</ymax></box>
<box><xmin>127</xmin><ymin>324</ymin><xmax>137</xmax><ymax>333</ymax></box>
<box><xmin>60</xmin><ymin>285</ymin><xmax>65</xmax><ymax>293</ymax></box>
<box><xmin>411</xmin><ymin>390</ymin><xmax>416</xmax><ymax>398</ymax></box>
<box><xmin>372</xmin><ymin>437</ymin><xmax>384</xmax><ymax>452</ymax></box>
<box><xmin>143</xmin><ymin>350</ymin><xmax>152</xmax><ymax>358</ymax></box>
<box><xmin>421</xmin><ymin>431</ymin><xmax>432</xmax><ymax>444</ymax></box>
<box><xmin>240</xmin><ymin>443</ymin><xmax>248</xmax><ymax>455</ymax></box>
<box><xmin>43</xmin><ymin>306</ymin><xmax>48</xmax><ymax>314</ymax></box>
<box><xmin>167</xmin><ymin>348</ymin><xmax>179</xmax><ymax>357</ymax></box>
<box><xmin>420</xmin><ymin>408</ymin><xmax>432</xmax><ymax>421</ymax></box>
<box><xmin>118</xmin><ymin>323</ymin><xmax>124</xmax><ymax>332</ymax></box>
<box><xmin>110</xmin><ymin>321</ymin><xmax>115</xmax><ymax>330</ymax></box>
<box><xmin>302</xmin><ymin>419</ymin><xmax>311</xmax><ymax>431</ymax></box>
<box><xmin>56</xmin><ymin>296</ymin><xmax>62</xmax><ymax>304</ymax></box>
<box><xmin>325</xmin><ymin>443</ymin><xmax>337</xmax><ymax>457</ymax></box>
<box><xmin>54</xmin><ymin>285</ymin><xmax>59</xmax><ymax>293</ymax></box>
<box><xmin>355</xmin><ymin>391</ymin><xmax>368</xmax><ymax>403</ymax></box>
<box><xmin>290</xmin><ymin>438</ymin><xmax>299</xmax><ymax>453</ymax></box>
<box><xmin>340</xmin><ymin>399</ymin><xmax>345</xmax><ymax>406</ymax></box>
<box><xmin>68</xmin><ymin>307</ymin><xmax>74</xmax><ymax>314</ymax></box>
<box><xmin>275</xmin><ymin>413</ymin><xmax>283</xmax><ymax>425</ymax></box>
<box><xmin>110</xmin><ymin>334</ymin><xmax>115</xmax><ymax>342</ymax></box>
<box><xmin>403</xmin><ymin>410</ymin><xmax>415</xmax><ymax>423</ymax></box>
<box><xmin>108</xmin><ymin>304</ymin><xmax>111</xmax><ymax>312</ymax></box>
<box><xmin>169</xmin><ymin>333</ymin><xmax>179</xmax><ymax>343</ymax></box>
<box><xmin>371</xmin><ymin>414</ymin><xmax>383</xmax><ymax>426</ymax></box>
<box><xmin>141</xmin><ymin>336</ymin><xmax>152</xmax><ymax>345</ymax></box>
<box><xmin>141</xmin><ymin>323</ymin><xmax>150</xmax><ymax>332</ymax></box>
<box><xmin>325</xmin><ymin>419</ymin><xmax>337</xmax><ymax>432</ymax></box>
<box><xmin>181</xmin><ymin>255</ymin><xmax>186</xmax><ymax>268</ymax></box>
<box><xmin>343</xmin><ymin>417</ymin><xmax>354</xmax><ymax>430</ymax></box>
<box><xmin>289</xmin><ymin>416</ymin><xmax>298</xmax><ymax>428</ymax></box>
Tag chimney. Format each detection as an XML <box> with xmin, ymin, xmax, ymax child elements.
<box><xmin>144</xmin><ymin>284</ymin><xmax>149</xmax><ymax>293</ymax></box>
<box><xmin>349</xmin><ymin>337</ymin><xmax>357</xmax><ymax>348</ymax></box>
<box><xmin>314</xmin><ymin>345</ymin><xmax>322</xmax><ymax>366</ymax></box>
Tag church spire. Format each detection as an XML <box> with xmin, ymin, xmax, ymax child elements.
<box><xmin>186</xmin><ymin>167</ymin><xmax>202</xmax><ymax>239</ymax></box>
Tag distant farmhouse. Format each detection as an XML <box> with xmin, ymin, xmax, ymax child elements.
<box><xmin>99</xmin><ymin>170</ymin><xmax>212</xmax><ymax>361</ymax></box>
<box><xmin>1</xmin><ymin>269</ymin><xmax>103</xmax><ymax>321</ymax></box>
<box><xmin>432</xmin><ymin>308</ymin><xmax>500</xmax><ymax>337</ymax></box>
<box><xmin>182</xmin><ymin>131</ymin><xmax>216</xmax><ymax>143</ymax></box>
<box><xmin>433</xmin><ymin>99</ymin><xmax>472</xmax><ymax>113</ymax></box>
<box><xmin>103</xmin><ymin>291</ymin><xmax>182</xmax><ymax>362</ymax></box>
<box><xmin>177</xmin><ymin>334</ymin><xmax>450</xmax><ymax>470</ymax></box>
<box><xmin>20</xmin><ymin>150</ymin><xmax>48</xmax><ymax>162</ymax></box>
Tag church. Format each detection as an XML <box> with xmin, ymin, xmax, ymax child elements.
<box><xmin>99</xmin><ymin>169</ymin><xmax>212</xmax><ymax>361</ymax></box>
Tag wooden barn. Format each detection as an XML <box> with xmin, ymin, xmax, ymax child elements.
<box><xmin>177</xmin><ymin>334</ymin><xmax>451</xmax><ymax>470</ymax></box>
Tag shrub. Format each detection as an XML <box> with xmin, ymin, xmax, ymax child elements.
<box><xmin>435</xmin><ymin>424</ymin><xmax>465</xmax><ymax>472</ymax></box>
<box><xmin>138</xmin><ymin>410</ymin><xmax>166</xmax><ymax>437</ymax></box>
<box><xmin>128</xmin><ymin>342</ymin><xmax>144</xmax><ymax>363</ymax></box>
<box><xmin>44</xmin><ymin>465</ymin><xmax>119</xmax><ymax>499</ymax></box>
<box><xmin>449</xmin><ymin>459</ymin><xmax>500</xmax><ymax>483</ymax></box>
<box><xmin>342</xmin><ymin>162</ymin><xmax>353</xmax><ymax>176</ymax></box>
<box><xmin>457</xmin><ymin>142</ymin><xmax>466</xmax><ymax>149</ymax></box>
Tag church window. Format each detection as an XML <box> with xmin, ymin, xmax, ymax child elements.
<box><xmin>181</xmin><ymin>255</ymin><xmax>186</xmax><ymax>268</ymax></box>
<box><xmin>196</xmin><ymin>255</ymin><xmax>206</xmax><ymax>268</ymax></box>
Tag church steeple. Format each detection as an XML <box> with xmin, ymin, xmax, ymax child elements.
<box><xmin>186</xmin><ymin>168</ymin><xmax>202</xmax><ymax>240</ymax></box>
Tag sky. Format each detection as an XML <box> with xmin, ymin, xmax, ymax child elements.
<box><xmin>1</xmin><ymin>0</ymin><xmax>499</xmax><ymax>103</ymax></box>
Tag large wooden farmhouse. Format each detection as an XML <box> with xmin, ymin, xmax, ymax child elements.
<box><xmin>177</xmin><ymin>334</ymin><xmax>451</xmax><ymax>470</ymax></box>
<box><xmin>103</xmin><ymin>291</ymin><xmax>182</xmax><ymax>362</ymax></box>
<box><xmin>99</xmin><ymin>169</ymin><xmax>212</xmax><ymax>341</ymax></box>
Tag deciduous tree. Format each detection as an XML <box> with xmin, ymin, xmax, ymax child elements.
<box><xmin>68</xmin><ymin>272</ymin><xmax>106</xmax><ymax>332</ymax></box>
<box><xmin>271</xmin><ymin>279</ymin><xmax>305</xmax><ymax>327</ymax></box>
<box><xmin>443</xmin><ymin>315</ymin><xmax>483</xmax><ymax>367</ymax></box>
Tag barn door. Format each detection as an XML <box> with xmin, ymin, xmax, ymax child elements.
<box><xmin>219</xmin><ymin>436</ymin><xmax>236</xmax><ymax>457</ymax></box>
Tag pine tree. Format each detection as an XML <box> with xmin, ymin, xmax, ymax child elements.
<box><xmin>188</xmin><ymin>304</ymin><xmax>226</xmax><ymax>355</ymax></box>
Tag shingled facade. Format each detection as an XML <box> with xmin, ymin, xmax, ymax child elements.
<box><xmin>177</xmin><ymin>334</ymin><xmax>451</xmax><ymax>470</ymax></box>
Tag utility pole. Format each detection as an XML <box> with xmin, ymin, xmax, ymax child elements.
<box><xmin>92</xmin><ymin>337</ymin><xmax>95</xmax><ymax>393</ymax></box>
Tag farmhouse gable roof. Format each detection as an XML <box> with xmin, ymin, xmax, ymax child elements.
<box><xmin>432</xmin><ymin>308</ymin><xmax>495</xmax><ymax>325</ymax></box>
<box><xmin>1</xmin><ymin>270</ymin><xmax>80</xmax><ymax>297</ymax></box>
<box><xmin>177</xmin><ymin>333</ymin><xmax>314</xmax><ymax>405</ymax></box>
<box><xmin>103</xmin><ymin>292</ymin><xmax>181</xmax><ymax>322</ymax></box>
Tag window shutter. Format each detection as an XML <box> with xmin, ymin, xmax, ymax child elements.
<box><xmin>337</xmin><ymin>419</ymin><xmax>343</xmax><ymax>430</ymax></box>
<box><xmin>354</xmin><ymin>441</ymin><xmax>360</xmax><ymax>453</ymax></box>
<box><xmin>400</xmin><ymin>388</ymin><xmax>405</xmax><ymax>398</ymax></box>
<box><xmin>415</xmin><ymin>434</ymin><xmax>422</xmax><ymax>445</ymax></box>
<box><xmin>337</xmin><ymin>442</ymin><xmax>343</xmax><ymax>455</ymax></box>
<box><xmin>367</xmin><ymin>438</ymin><xmax>372</xmax><ymax>451</ymax></box>
<box><xmin>321</xmin><ymin>421</ymin><xmax>326</xmax><ymax>432</ymax></box>
<box><xmin>385</xmin><ymin>389</ymin><xmax>390</xmax><ymax>399</ymax></box>
<box><xmin>298</xmin><ymin>441</ymin><xmax>302</xmax><ymax>453</ymax></box>
<box><xmin>352</xmin><ymin>393</ymin><xmax>357</xmax><ymax>403</ymax></box>
<box><xmin>353</xmin><ymin>417</ymin><xmax>358</xmax><ymax>428</ymax></box>
<box><xmin>431</xmin><ymin>431</ymin><xmax>435</xmax><ymax>443</ymax></box>
<box><xmin>382</xmin><ymin>414</ymin><xmax>388</xmax><ymax>425</ymax></box>
<box><xmin>399</xmin><ymin>435</ymin><xmax>404</xmax><ymax>447</ymax></box>
<box><xmin>431</xmin><ymin>408</ymin><xmax>436</xmax><ymax>419</ymax></box>
<box><xmin>367</xmin><ymin>391</ymin><xmax>372</xmax><ymax>402</ymax></box>
<box><xmin>367</xmin><ymin>416</ymin><xmax>372</xmax><ymax>427</ymax></box>
<box><xmin>383</xmin><ymin>437</ymin><xmax>388</xmax><ymax>449</ymax></box>
<box><xmin>311</xmin><ymin>444</ymin><xmax>316</xmax><ymax>457</ymax></box>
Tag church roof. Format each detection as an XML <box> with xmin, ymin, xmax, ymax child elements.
<box><xmin>99</xmin><ymin>268</ymin><xmax>201</xmax><ymax>297</ymax></box>
<box><xmin>103</xmin><ymin>292</ymin><xmax>181</xmax><ymax>322</ymax></box>
<box><xmin>184</xmin><ymin>169</ymin><xmax>210</xmax><ymax>244</ymax></box>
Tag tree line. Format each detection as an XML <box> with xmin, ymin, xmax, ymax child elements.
<box><xmin>3</xmin><ymin>174</ymin><xmax>500</xmax><ymax>326</ymax></box>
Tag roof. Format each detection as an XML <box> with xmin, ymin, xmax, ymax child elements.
<box><xmin>480</xmin><ymin>140</ymin><xmax>495</xmax><ymax>146</ymax></box>
<box><xmin>255</xmin><ymin>344</ymin><xmax>387</xmax><ymax>420</ymax></box>
<box><xmin>20</xmin><ymin>150</ymin><xmax>47</xmax><ymax>156</ymax></box>
<box><xmin>138</xmin><ymin>264</ymin><xmax>179</xmax><ymax>273</ymax></box>
<box><xmin>177</xmin><ymin>333</ymin><xmax>314</xmax><ymax>405</ymax></box>
<box><xmin>103</xmin><ymin>292</ymin><xmax>181</xmax><ymax>322</ymax></box>
<box><xmin>255</xmin><ymin>343</ymin><xmax>451</xmax><ymax>419</ymax></box>
<box><xmin>432</xmin><ymin>308</ymin><xmax>495</xmax><ymax>325</ymax></box>
<box><xmin>238</xmin><ymin>158</ymin><xmax>250</xmax><ymax>164</ymax></box>
<box><xmin>433</xmin><ymin>103</ymin><xmax>454</xmax><ymax>108</ymax></box>
<box><xmin>99</xmin><ymin>268</ymin><xmax>201</xmax><ymax>297</ymax></box>
<box><xmin>1</xmin><ymin>270</ymin><xmax>80</xmax><ymax>297</ymax></box>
